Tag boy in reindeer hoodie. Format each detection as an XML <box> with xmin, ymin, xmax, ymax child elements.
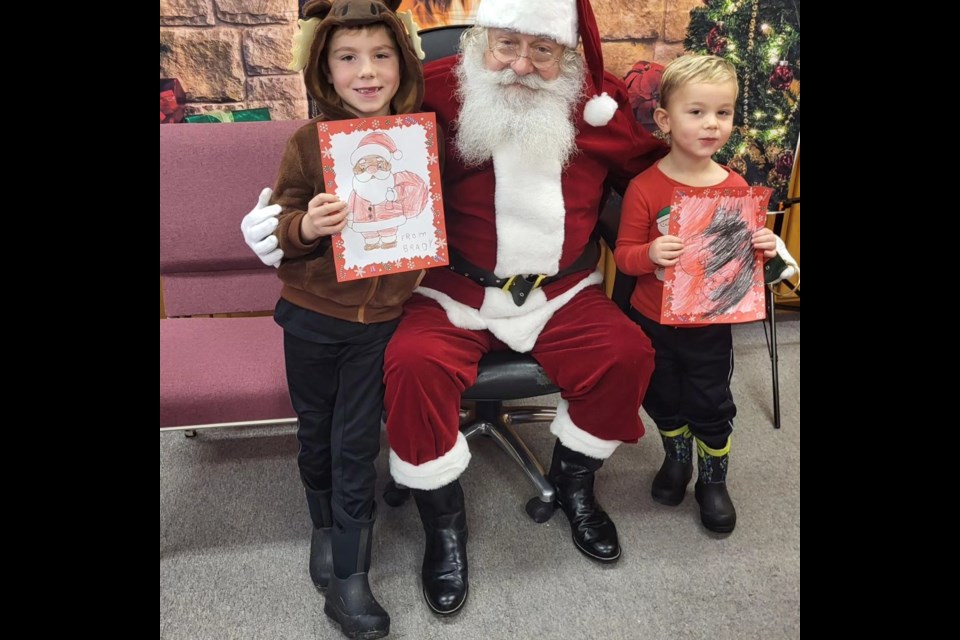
<box><xmin>267</xmin><ymin>1</ymin><xmax>425</xmax><ymax>637</ymax></box>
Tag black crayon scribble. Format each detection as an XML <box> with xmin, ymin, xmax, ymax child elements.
<box><xmin>701</xmin><ymin>203</ymin><xmax>753</xmax><ymax>318</ymax></box>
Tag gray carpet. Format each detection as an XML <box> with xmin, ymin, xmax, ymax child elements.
<box><xmin>161</xmin><ymin>318</ymin><xmax>800</xmax><ymax>639</ymax></box>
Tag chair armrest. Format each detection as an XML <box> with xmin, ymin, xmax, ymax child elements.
<box><xmin>597</xmin><ymin>189</ymin><xmax>623</xmax><ymax>250</ymax></box>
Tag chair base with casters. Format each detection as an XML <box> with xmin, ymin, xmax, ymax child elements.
<box><xmin>382</xmin><ymin>351</ymin><xmax>560</xmax><ymax>522</ymax></box>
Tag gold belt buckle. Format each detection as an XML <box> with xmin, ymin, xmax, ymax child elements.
<box><xmin>501</xmin><ymin>274</ymin><xmax>548</xmax><ymax>306</ymax></box>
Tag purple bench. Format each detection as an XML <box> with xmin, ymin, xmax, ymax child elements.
<box><xmin>160</xmin><ymin>121</ymin><xmax>306</xmax><ymax>431</ymax></box>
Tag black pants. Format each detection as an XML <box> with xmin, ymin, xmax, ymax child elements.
<box><xmin>281</xmin><ymin>306</ymin><xmax>398</xmax><ymax>522</ymax></box>
<box><xmin>628</xmin><ymin>308</ymin><xmax>735</xmax><ymax>448</ymax></box>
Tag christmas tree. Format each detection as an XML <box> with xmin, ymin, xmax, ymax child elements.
<box><xmin>686</xmin><ymin>0</ymin><xmax>800</xmax><ymax>200</ymax></box>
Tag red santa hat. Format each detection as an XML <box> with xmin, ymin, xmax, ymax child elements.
<box><xmin>350</xmin><ymin>131</ymin><xmax>403</xmax><ymax>166</ymax></box>
<box><xmin>475</xmin><ymin>0</ymin><xmax>618</xmax><ymax>127</ymax></box>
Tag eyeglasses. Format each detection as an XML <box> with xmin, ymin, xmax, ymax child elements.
<box><xmin>488</xmin><ymin>42</ymin><xmax>562</xmax><ymax>70</ymax></box>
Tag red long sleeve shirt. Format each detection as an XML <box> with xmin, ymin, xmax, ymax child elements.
<box><xmin>614</xmin><ymin>163</ymin><xmax>746</xmax><ymax>322</ymax></box>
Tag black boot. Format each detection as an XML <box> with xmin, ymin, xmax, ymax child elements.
<box><xmin>547</xmin><ymin>440</ymin><xmax>620</xmax><ymax>563</ymax></box>
<box><xmin>651</xmin><ymin>426</ymin><xmax>694</xmax><ymax>506</ymax></box>
<box><xmin>305</xmin><ymin>486</ymin><xmax>333</xmax><ymax>592</ymax></box>
<box><xmin>412</xmin><ymin>481</ymin><xmax>468</xmax><ymax>615</ymax></box>
<box><xmin>694</xmin><ymin>437</ymin><xmax>736</xmax><ymax>533</ymax></box>
<box><xmin>324</xmin><ymin>505</ymin><xmax>390</xmax><ymax>640</ymax></box>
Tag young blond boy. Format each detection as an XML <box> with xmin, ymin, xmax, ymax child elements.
<box><xmin>614</xmin><ymin>55</ymin><xmax>777</xmax><ymax>534</ymax></box>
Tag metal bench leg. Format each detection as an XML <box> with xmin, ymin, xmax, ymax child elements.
<box><xmin>766</xmin><ymin>288</ymin><xmax>781</xmax><ymax>429</ymax></box>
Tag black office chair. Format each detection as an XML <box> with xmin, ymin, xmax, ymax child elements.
<box><xmin>382</xmin><ymin>23</ymin><xmax>560</xmax><ymax>522</ymax></box>
<box><xmin>417</xmin><ymin>24</ymin><xmax>470</xmax><ymax>62</ymax></box>
<box><xmin>382</xmin><ymin>349</ymin><xmax>560</xmax><ymax>520</ymax></box>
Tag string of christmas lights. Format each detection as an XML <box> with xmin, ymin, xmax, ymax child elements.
<box><xmin>685</xmin><ymin>0</ymin><xmax>800</xmax><ymax>197</ymax></box>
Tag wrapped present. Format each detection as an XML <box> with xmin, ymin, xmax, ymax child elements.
<box><xmin>160</xmin><ymin>78</ymin><xmax>186</xmax><ymax>124</ymax></box>
<box><xmin>232</xmin><ymin>108</ymin><xmax>271</xmax><ymax>122</ymax></box>
<box><xmin>183</xmin><ymin>112</ymin><xmax>230</xmax><ymax>124</ymax></box>
<box><xmin>184</xmin><ymin>108</ymin><xmax>271</xmax><ymax>124</ymax></box>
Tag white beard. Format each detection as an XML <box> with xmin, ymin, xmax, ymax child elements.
<box><xmin>352</xmin><ymin>171</ymin><xmax>394</xmax><ymax>204</ymax></box>
<box><xmin>453</xmin><ymin>37</ymin><xmax>584</xmax><ymax>168</ymax></box>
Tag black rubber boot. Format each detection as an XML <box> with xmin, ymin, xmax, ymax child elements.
<box><xmin>694</xmin><ymin>437</ymin><xmax>737</xmax><ymax>533</ymax></box>
<box><xmin>651</xmin><ymin>426</ymin><xmax>694</xmax><ymax>506</ymax></box>
<box><xmin>305</xmin><ymin>486</ymin><xmax>333</xmax><ymax>592</ymax></box>
<box><xmin>412</xmin><ymin>481</ymin><xmax>469</xmax><ymax>615</ymax></box>
<box><xmin>324</xmin><ymin>505</ymin><xmax>390</xmax><ymax>639</ymax></box>
<box><xmin>547</xmin><ymin>440</ymin><xmax>620</xmax><ymax>563</ymax></box>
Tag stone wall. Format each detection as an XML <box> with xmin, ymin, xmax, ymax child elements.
<box><xmin>159</xmin><ymin>0</ymin><xmax>698</xmax><ymax>121</ymax></box>
<box><xmin>160</xmin><ymin>0</ymin><xmax>306</xmax><ymax>120</ymax></box>
<box><xmin>595</xmin><ymin>0</ymin><xmax>700</xmax><ymax>79</ymax></box>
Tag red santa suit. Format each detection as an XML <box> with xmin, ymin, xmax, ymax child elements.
<box><xmin>384</xmin><ymin>54</ymin><xmax>667</xmax><ymax>490</ymax></box>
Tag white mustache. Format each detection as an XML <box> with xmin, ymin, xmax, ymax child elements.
<box><xmin>489</xmin><ymin>68</ymin><xmax>551</xmax><ymax>90</ymax></box>
<box><xmin>354</xmin><ymin>169</ymin><xmax>392</xmax><ymax>182</ymax></box>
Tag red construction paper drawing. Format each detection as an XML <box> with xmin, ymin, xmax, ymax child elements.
<box><xmin>661</xmin><ymin>186</ymin><xmax>772</xmax><ymax>324</ymax></box>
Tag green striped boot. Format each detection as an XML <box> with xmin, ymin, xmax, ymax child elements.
<box><xmin>694</xmin><ymin>437</ymin><xmax>736</xmax><ymax>533</ymax></box>
<box><xmin>651</xmin><ymin>426</ymin><xmax>694</xmax><ymax>506</ymax></box>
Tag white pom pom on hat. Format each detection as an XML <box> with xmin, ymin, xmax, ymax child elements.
<box><xmin>584</xmin><ymin>92</ymin><xmax>618</xmax><ymax>127</ymax></box>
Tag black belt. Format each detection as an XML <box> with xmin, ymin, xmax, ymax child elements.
<box><xmin>447</xmin><ymin>242</ymin><xmax>601</xmax><ymax>306</ymax></box>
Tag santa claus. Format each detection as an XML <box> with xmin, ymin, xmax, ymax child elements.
<box><xmin>378</xmin><ymin>0</ymin><xmax>667</xmax><ymax>616</ymax></box>
<box><xmin>346</xmin><ymin>131</ymin><xmax>428</xmax><ymax>250</ymax></box>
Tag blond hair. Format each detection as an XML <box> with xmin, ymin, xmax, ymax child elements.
<box><xmin>659</xmin><ymin>55</ymin><xmax>738</xmax><ymax>109</ymax></box>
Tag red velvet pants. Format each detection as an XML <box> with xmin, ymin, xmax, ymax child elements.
<box><xmin>383</xmin><ymin>286</ymin><xmax>655</xmax><ymax>488</ymax></box>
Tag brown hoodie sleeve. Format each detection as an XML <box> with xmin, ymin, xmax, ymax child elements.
<box><xmin>272</xmin><ymin>131</ymin><xmax>326</xmax><ymax>259</ymax></box>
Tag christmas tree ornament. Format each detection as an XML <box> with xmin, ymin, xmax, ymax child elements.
<box><xmin>769</xmin><ymin>61</ymin><xmax>794</xmax><ymax>90</ymax></box>
<box><xmin>767</xmin><ymin>169</ymin><xmax>788</xmax><ymax>191</ymax></box>
<box><xmin>775</xmin><ymin>150</ymin><xmax>795</xmax><ymax>176</ymax></box>
<box><xmin>707</xmin><ymin>25</ymin><xmax>728</xmax><ymax>54</ymax></box>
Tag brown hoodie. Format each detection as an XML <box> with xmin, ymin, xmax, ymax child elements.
<box><xmin>272</xmin><ymin>0</ymin><xmax>426</xmax><ymax>324</ymax></box>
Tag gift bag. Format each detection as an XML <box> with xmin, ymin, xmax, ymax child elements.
<box><xmin>159</xmin><ymin>78</ymin><xmax>186</xmax><ymax>124</ymax></box>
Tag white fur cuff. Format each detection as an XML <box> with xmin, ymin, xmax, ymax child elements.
<box><xmin>388</xmin><ymin>431</ymin><xmax>472</xmax><ymax>490</ymax></box>
<box><xmin>549</xmin><ymin>399</ymin><xmax>620</xmax><ymax>460</ymax></box>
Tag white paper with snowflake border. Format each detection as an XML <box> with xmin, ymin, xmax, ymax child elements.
<box><xmin>316</xmin><ymin>112</ymin><xmax>448</xmax><ymax>282</ymax></box>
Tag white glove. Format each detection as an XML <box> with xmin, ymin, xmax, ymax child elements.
<box><xmin>768</xmin><ymin>235</ymin><xmax>799</xmax><ymax>284</ymax></box>
<box><xmin>241</xmin><ymin>187</ymin><xmax>283</xmax><ymax>268</ymax></box>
